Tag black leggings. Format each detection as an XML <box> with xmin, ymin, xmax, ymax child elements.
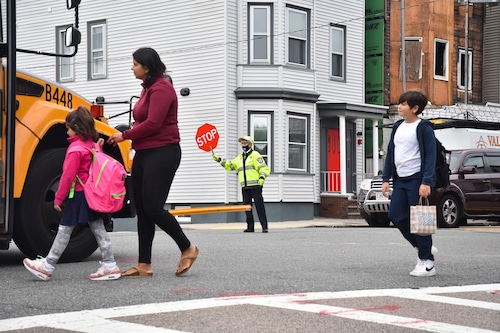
<box><xmin>132</xmin><ymin>143</ymin><xmax>190</xmax><ymax>264</ymax></box>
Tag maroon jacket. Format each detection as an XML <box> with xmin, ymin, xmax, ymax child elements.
<box><xmin>123</xmin><ymin>75</ymin><xmax>180</xmax><ymax>150</ymax></box>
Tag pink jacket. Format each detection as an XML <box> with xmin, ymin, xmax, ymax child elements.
<box><xmin>54</xmin><ymin>136</ymin><xmax>99</xmax><ymax>205</ymax></box>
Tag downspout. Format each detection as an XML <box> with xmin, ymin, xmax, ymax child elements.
<box><xmin>448</xmin><ymin>1</ymin><xmax>453</xmax><ymax>105</ymax></box>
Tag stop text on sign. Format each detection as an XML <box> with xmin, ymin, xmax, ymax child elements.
<box><xmin>197</xmin><ymin>129</ymin><xmax>217</xmax><ymax>146</ymax></box>
<box><xmin>195</xmin><ymin>123</ymin><xmax>219</xmax><ymax>152</ymax></box>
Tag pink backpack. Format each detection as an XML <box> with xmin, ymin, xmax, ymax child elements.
<box><xmin>68</xmin><ymin>144</ymin><xmax>127</xmax><ymax>213</ymax></box>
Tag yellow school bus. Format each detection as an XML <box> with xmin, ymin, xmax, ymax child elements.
<box><xmin>0</xmin><ymin>1</ymin><xmax>135</xmax><ymax>261</ymax></box>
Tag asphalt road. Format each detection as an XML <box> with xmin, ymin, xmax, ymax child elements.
<box><xmin>0</xmin><ymin>220</ymin><xmax>498</xmax><ymax>332</ymax></box>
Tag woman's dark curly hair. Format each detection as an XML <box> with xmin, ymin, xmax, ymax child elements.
<box><xmin>65</xmin><ymin>106</ymin><xmax>98</xmax><ymax>141</ymax></box>
<box><xmin>133</xmin><ymin>47</ymin><xmax>167</xmax><ymax>86</ymax></box>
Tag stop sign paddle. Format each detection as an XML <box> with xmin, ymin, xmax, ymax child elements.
<box><xmin>195</xmin><ymin>123</ymin><xmax>219</xmax><ymax>152</ymax></box>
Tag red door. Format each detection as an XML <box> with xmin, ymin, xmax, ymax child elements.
<box><xmin>327</xmin><ymin>128</ymin><xmax>340</xmax><ymax>191</ymax></box>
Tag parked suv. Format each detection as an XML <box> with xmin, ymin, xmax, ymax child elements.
<box><xmin>358</xmin><ymin>149</ymin><xmax>500</xmax><ymax>228</ymax></box>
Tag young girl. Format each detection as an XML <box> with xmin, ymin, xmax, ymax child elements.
<box><xmin>23</xmin><ymin>106</ymin><xmax>120</xmax><ymax>281</ymax></box>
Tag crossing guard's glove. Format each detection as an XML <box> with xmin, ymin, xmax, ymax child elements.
<box><xmin>258</xmin><ymin>177</ymin><xmax>265</xmax><ymax>187</ymax></box>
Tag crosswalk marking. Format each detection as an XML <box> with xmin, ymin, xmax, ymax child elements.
<box><xmin>50</xmin><ymin>318</ymin><xmax>183</xmax><ymax>333</ymax></box>
<box><xmin>258</xmin><ymin>300</ymin><xmax>497</xmax><ymax>333</ymax></box>
<box><xmin>0</xmin><ymin>283</ymin><xmax>498</xmax><ymax>332</ymax></box>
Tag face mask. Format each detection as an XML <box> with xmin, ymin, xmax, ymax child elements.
<box><xmin>242</xmin><ymin>145</ymin><xmax>251</xmax><ymax>152</ymax></box>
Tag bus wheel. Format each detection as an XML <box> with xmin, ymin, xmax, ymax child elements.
<box><xmin>13</xmin><ymin>148</ymin><xmax>98</xmax><ymax>262</ymax></box>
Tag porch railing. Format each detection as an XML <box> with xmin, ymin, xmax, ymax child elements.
<box><xmin>320</xmin><ymin>171</ymin><xmax>341</xmax><ymax>193</ymax></box>
<box><xmin>320</xmin><ymin>171</ymin><xmax>375</xmax><ymax>194</ymax></box>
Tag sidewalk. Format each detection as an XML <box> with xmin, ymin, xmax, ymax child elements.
<box><xmin>180</xmin><ymin>217</ymin><xmax>369</xmax><ymax>231</ymax></box>
<box><xmin>113</xmin><ymin>217</ymin><xmax>369</xmax><ymax>232</ymax></box>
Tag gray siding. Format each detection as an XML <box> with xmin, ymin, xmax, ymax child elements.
<box><xmin>483</xmin><ymin>5</ymin><xmax>500</xmax><ymax>103</ymax></box>
<box><xmin>314</xmin><ymin>0</ymin><xmax>365</xmax><ymax>103</ymax></box>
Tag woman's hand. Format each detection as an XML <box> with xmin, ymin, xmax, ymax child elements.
<box><xmin>54</xmin><ymin>204</ymin><xmax>62</xmax><ymax>212</ymax></box>
<box><xmin>107</xmin><ymin>132</ymin><xmax>125</xmax><ymax>146</ymax></box>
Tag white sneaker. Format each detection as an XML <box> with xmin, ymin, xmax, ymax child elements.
<box><xmin>410</xmin><ymin>259</ymin><xmax>436</xmax><ymax>277</ymax></box>
<box><xmin>89</xmin><ymin>262</ymin><xmax>121</xmax><ymax>281</ymax></box>
<box><xmin>23</xmin><ymin>256</ymin><xmax>53</xmax><ymax>281</ymax></box>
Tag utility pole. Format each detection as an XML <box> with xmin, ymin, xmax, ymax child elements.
<box><xmin>401</xmin><ymin>0</ymin><xmax>406</xmax><ymax>92</ymax></box>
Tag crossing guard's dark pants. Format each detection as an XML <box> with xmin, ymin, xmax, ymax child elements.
<box><xmin>242</xmin><ymin>186</ymin><xmax>268</xmax><ymax>231</ymax></box>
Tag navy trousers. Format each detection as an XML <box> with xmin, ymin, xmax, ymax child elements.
<box><xmin>388</xmin><ymin>173</ymin><xmax>434</xmax><ymax>261</ymax></box>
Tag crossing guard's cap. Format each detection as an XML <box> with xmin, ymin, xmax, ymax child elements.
<box><xmin>238</xmin><ymin>136</ymin><xmax>254</xmax><ymax>145</ymax></box>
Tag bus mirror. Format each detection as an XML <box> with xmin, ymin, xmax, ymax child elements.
<box><xmin>65</xmin><ymin>26</ymin><xmax>81</xmax><ymax>47</ymax></box>
<box><xmin>17</xmin><ymin>0</ymin><xmax>81</xmax><ymax>57</ymax></box>
<box><xmin>66</xmin><ymin>0</ymin><xmax>81</xmax><ymax>10</ymax></box>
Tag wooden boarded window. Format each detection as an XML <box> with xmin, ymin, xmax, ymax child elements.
<box><xmin>400</xmin><ymin>38</ymin><xmax>422</xmax><ymax>82</ymax></box>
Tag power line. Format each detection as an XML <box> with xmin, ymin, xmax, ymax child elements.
<box><xmin>17</xmin><ymin>0</ymin><xmax>443</xmax><ymax>71</ymax></box>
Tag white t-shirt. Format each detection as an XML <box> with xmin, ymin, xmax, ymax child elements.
<box><xmin>394</xmin><ymin>119</ymin><xmax>421</xmax><ymax>177</ymax></box>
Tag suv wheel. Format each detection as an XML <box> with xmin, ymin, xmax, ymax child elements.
<box><xmin>360</xmin><ymin>210</ymin><xmax>391</xmax><ymax>227</ymax></box>
<box><xmin>437</xmin><ymin>194</ymin><xmax>462</xmax><ymax>228</ymax></box>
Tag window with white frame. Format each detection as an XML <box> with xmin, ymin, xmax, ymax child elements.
<box><xmin>330</xmin><ymin>24</ymin><xmax>345</xmax><ymax>79</ymax></box>
<box><xmin>458</xmin><ymin>48</ymin><xmax>472</xmax><ymax>91</ymax></box>
<box><xmin>56</xmin><ymin>26</ymin><xmax>75</xmax><ymax>82</ymax></box>
<box><xmin>434</xmin><ymin>39</ymin><xmax>448</xmax><ymax>80</ymax></box>
<box><xmin>88</xmin><ymin>20</ymin><xmax>107</xmax><ymax>79</ymax></box>
<box><xmin>287</xmin><ymin>114</ymin><xmax>308</xmax><ymax>171</ymax></box>
<box><xmin>249</xmin><ymin>4</ymin><xmax>272</xmax><ymax>64</ymax></box>
<box><xmin>286</xmin><ymin>6</ymin><xmax>309</xmax><ymax>67</ymax></box>
<box><xmin>250</xmin><ymin>112</ymin><xmax>272</xmax><ymax>169</ymax></box>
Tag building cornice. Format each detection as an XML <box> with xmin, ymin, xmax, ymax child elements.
<box><xmin>234</xmin><ymin>87</ymin><xmax>320</xmax><ymax>103</ymax></box>
<box><xmin>317</xmin><ymin>102</ymin><xmax>388</xmax><ymax>119</ymax></box>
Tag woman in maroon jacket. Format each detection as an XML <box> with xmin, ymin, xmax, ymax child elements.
<box><xmin>108</xmin><ymin>47</ymin><xmax>198</xmax><ymax>277</ymax></box>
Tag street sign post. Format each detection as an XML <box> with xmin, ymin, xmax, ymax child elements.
<box><xmin>195</xmin><ymin>123</ymin><xmax>219</xmax><ymax>152</ymax></box>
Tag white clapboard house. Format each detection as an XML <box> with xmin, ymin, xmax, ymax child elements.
<box><xmin>13</xmin><ymin>0</ymin><xmax>386</xmax><ymax>222</ymax></box>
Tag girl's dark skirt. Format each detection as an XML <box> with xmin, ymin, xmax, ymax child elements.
<box><xmin>60</xmin><ymin>191</ymin><xmax>102</xmax><ymax>226</ymax></box>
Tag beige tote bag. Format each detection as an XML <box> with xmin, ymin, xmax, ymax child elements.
<box><xmin>410</xmin><ymin>196</ymin><xmax>437</xmax><ymax>236</ymax></box>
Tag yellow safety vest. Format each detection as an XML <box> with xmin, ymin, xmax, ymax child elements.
<box><xmin>219</xmin><ymin>150</ymin><xmax>270</xmax><ymax>188</ymax></box>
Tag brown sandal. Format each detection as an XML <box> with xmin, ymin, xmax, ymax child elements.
<box><xmin>175</xmin><ymin>246</ymin><xmax>199</xmax><ymax>276</ymax></box>
<box><xmin>121</xmin><ymin>266</ymin><xmax>153</xmax><ymax>278</ymax></box>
